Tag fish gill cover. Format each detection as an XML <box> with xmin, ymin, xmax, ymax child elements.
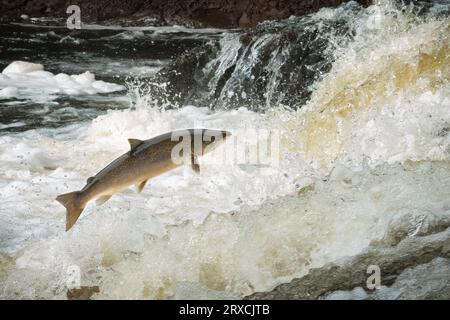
<box><xmin>0</xmin><ymin>0</ymin><xmax>450</xmax><ymax>299</ymax></box>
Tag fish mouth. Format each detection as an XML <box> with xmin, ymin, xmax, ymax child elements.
<box><xmin>202</xmin><ymin>129</ymin><xmax>231</xmax><ymax>141</ymax></box>
<box><xmin>200</xmin><ymin>130</ymin><xmax>231</xmax><ymax>155</ymax></box>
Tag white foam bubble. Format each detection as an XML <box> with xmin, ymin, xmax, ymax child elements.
<box><xmin>0</xmin><ymin>86</ymin><xmax>18</xmax><ymax>99</ymax></box>
<box><xmin>1</xmin><ymin>0</ymin><xmax>450</xmax><ymax>299</ymax></box>
<box><xmin>2</xmin><ymin>61</ymin><xmax>44</xmax><ymax>74</ymax></box>
<box><xmin>0</xmin><ymin>61</ymin><xmax>125</xmax><ymax>102</ymax></box>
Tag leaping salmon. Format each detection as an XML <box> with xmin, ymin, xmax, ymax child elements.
<box><xmin>56</xmin><ymin>129</ymin><xmax>231</xmax><ymax>231</ymax></box>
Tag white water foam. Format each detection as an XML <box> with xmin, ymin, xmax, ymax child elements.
<box><xmin>1</xmin><ymin>0</ymin><xmax>450</xmax><ymax>299</ymax></box>
<box><xmin>0</xmin><ymin>61</ymin><xmax>125</xmax><ymax>103</ymax></box>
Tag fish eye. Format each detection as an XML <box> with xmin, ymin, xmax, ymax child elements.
<box><xmin>204</xmin><ymin>134</ymin><xmax>215</xmax><ymax>143</ymax></box>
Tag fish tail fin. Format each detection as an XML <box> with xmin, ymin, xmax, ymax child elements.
<box><xmin>56</xmin><ymin>191</ymin><xmax>84</xmax><ymax>231</ymax></box>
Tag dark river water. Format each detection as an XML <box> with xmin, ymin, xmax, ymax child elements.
<box><xmin>1</xmin><ymin>1</ymin><xmax>450</xmax><ymax>300</ymax></box>
<box><xmin>0</xmin><ymin>22</ymin><xmax>229</xmax><ymax>131</ymax></box>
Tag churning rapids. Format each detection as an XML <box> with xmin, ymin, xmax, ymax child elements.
<box><xmin>1</xmin><ymin>0</ymin><xmax>450</xmax><ymax>299</ymax></box>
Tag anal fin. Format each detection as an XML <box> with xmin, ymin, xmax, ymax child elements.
<box><xmin>136</xmin><ymin>180</ymin><xmax>148</xmax><ymax>193</ymax></box>
<box><xmin>96</xmin><ymin>195</ymin><xmax>112</xmax><ymax>206</ymax></box>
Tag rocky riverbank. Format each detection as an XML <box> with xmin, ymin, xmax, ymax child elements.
<box><xmin>0</xmin><ymin>0</ymin><xmax>371</xmax><ymax>27</ymax></box>
<box><xmin>246</xmin><ymin>227</ymin><xmax>450</xmax><ymax>299</ymax></box>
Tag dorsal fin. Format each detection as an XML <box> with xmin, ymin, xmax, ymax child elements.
<box><xmin>86</xmin><ymin>176</ymin><xmax>94</xmax><ymax>184</ymax></box>
<box><xmin>128</xmin><ymin>138</ymin><xmax>143</xmax><ymax>151</ymax></box>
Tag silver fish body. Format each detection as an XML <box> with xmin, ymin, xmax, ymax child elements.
<box><xmin>56</xmin><ymin>129</ymin><xmax>231</xmax><ymax>230</ymax></box>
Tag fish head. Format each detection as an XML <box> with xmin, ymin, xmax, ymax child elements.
<box><xmin>199</xmin><ymin>129</ymin><xmax>232</xmax><ymax>155</ymax></box>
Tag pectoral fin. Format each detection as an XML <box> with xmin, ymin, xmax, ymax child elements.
<box><xmin>136</xmin><ymin>180</ymin><xmax>148</xmax><ymax>193</ymax></box>
<box><xmin>191</xmin><ymin>153</ymin><xmax>200</xmax><ymax>173</ymax></box>
<box><xmin>96</xmin><ymin>195</ymin><xmax>112</xmax><ymax>206</ymax></box>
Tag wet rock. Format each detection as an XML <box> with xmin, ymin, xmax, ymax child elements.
<box><xmin>377</xmin><ymin>209</ymin><xmax>450</xmax><ymax>247</ymax></box>
<box><xmin>245</xmin><ymin>227</ymin><xmax>450</xmax><ymax>299</ymax></box>
<box><xmin>146</xmin><ymin>42</ymin><xmax>220</xmax><ymax>108</ymax></box>
<box><xmin>368</xmin><ymin>257</ymin><xmax>450</xmax><ymax>299</ymax></box>
<box><xmin>325</xmin><ymin>257</ymin><xmax>450</xmax><ymax>299</ymax></box>
<box><xmin>0</xmin><ymin>1</ymin><xmax>371</xmax><ymax>27</ymax></box>
<box><xmin>146</xmin><ymin>2</ymin><xmax>362</xmax><ymax>110</ymax></box>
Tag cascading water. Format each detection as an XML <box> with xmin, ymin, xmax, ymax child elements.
<box><xmin>0</xmin><ymin>0</ymin><xmax>450</xmax><ymax>299</ymax></box>
<box><xmin>146</xmin><ymin>4</ymin><xmax>356</xmax><ymax>111</ymax></box>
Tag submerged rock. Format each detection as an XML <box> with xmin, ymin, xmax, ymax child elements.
<box><xmin>367</xmin><ymin>257</ymin><xmax>450</xmax><ymax>300</ymax></box>
<box><xmin>245</xmin><ymin>227</ymin><xmax>450</xmax><ymax>299</ymax></box>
